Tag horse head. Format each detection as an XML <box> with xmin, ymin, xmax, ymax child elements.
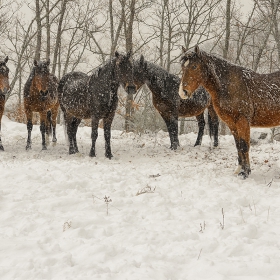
<box><xmin>0</xmin><ymin>56</ymin><xmax>10</xmax><ymax>97</ymax></box>
<box><xmin>115</xmin><ymin>51</ymin><xmax>136</xmax><ymax>95</ymax></box>
<box><xmin>33</xmin><ymin>59</ymin><xmax>51</xmax><ymax>100</ymax></box>
<box><xmin>132</xmin><ymin>54</ymin><xmax>148</xmax><ymax>91</ymax></box>
<box><xmin>179</xmin><ymin>45</ymin><xmax>217</xmax><ymax>99</ymax></box>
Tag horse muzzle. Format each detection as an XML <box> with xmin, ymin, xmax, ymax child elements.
<box><xmin>126</xmin><ymin>85</ymin><xmax>136</xmax><ymax>95</ymax></box>
<box><xmin>179</xmin><ymin>82</ymin><xmax>191</xmax><ymax>99</ymax></box>
<box><xmin>40</xmin><ymin>90</ymin><xmax>49</xmax><ymax>100</ymax></box>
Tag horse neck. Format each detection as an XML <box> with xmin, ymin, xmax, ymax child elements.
<box><xmin>26</xmin><ymin>69</ymin><xmax>38</xmax><ymax>97</ymax></box>
<box><xmin>89</xmin><ymin>60</ymin><xmax>119</xmax><ymax>92</ymax></box>
<box><xmin>144</xmin><ymin>62</ymin><xmax>174</xmax><ymax>93</ymax></box>
<box><xmin>200</xmin><ymin>55</ymin><xmax>229</xmax><ymax>99</ymax></box>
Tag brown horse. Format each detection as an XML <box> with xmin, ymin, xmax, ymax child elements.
<box><xmin>0</xmin><ymin>56</ymin><xmax>10</xmax><ymax>151</ymax></box>
<box><xmin>24</xmin><ymin>59</ymin><xmax>59</xmax><ymax>150</ymax></box>
<box><xmin>179</xmin><ymin>45</ymin><xmax>280</xmax><ymax>179</ymax></box>
<box><xmin>134</xmin><ymin>55</ymin><xmax>219</xmax><ymax>150</ymax></box>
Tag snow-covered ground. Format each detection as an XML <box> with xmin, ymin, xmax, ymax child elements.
<box><xmin>1</xmin><ymin>115</ymin><xmax>280</xmax><ymax>280</ymax></box>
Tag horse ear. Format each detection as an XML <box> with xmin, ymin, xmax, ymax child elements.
<box><xmin>46</xmin><ymin>59</ymin><xmax>50</xmax><ymax>66</ymax></box>
<box><xmin>181</xmin><ymin>46</ymin><xmax>187</xmax><ymax>53</ymax></box>
<box><xmin>4</xmin><ymin>56</ymin><xmax>8</xmax><ymax>64</ymax></box>
<box><xmin>140</xmin><ymin>55</ymin><xmax>144</xmax><ymax>66</ymax></box>
<box><xmin>34</xmin><ymin>60</ymin><xmax>38</xmax><ymax>66</ymax></box>
<box><xmin>115</xmin><ymin>51</ymin><xmax>120</xmax><ymax>58</ymax></box>
<box><xmin>195</xmin><ymin>45</ymin><xmax>200</xmax><ymax>56</ymax></box>
<box><xmin>144</xmin><ymin>61</ymin><xmax>148</xmax><ymax>71</ymax></box>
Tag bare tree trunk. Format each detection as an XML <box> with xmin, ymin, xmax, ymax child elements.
<box><xmin>52</xmin><ymin>0</ymin><xmax>68</xmax><ymax>75</ymax></box>
<box><xmin>35</xmin><ymin>0</ymin><xmax>42</xmax><ymax>60</ymax></box>
<box><xmin>271</xmin><ymin>0</ymin><xmax>280</xmax><ymax>63</ymax></box>
<box><xmin>179</xmin><ymin>118</ymin><xmax>185</xmax><ymax>135</ymax></box>
<box><xmin>46</xmin><ymin>0</ymin><xmax>51</xmax><ymax>60</ymax></box>
<box><xmin>235</xmin><ymin>3</ymin><xmax>256</xmax><ymax>64</ymax></box>
<box><xmin>123</xmin><ymin>0</ymin><xmax>136</xmax><ymax>132</ymax></box>
<box><xmin>109</xmin><ymin>0</ymin><xmax>124</xmax><ymax>57</ymax></box>
<box><xmin>159</xmin><ymin>0</ymin><xmax>168</xmax><ymax>67</ymax></box>
<box><xmin>220</xmin><ymin>0</ymin><xmax>231</xmax><ymax>135</ymax></box>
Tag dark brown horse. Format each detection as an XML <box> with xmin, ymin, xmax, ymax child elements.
<box><xmin>58</xmin><ymin>51</ymin><xmax>136</xmax><ymax>158</ymax></box>
<box><xmin>0</xmin><ymin>56</ymin><xmax>10</xmax><ymax>151</ymax></box>
<box><xmin>24</xmin><ymin>59</ymin><xmax>59</xmax><ymax>150</ymax></box>
<box><xmin>134</xmin><ymin>55</ymin><xmax>219</xmax><ymax>149</ymax></box>
<box><xmin>179</xmin><ymin>45</ymin><xmax>280</xmax><ymax>179</ymax></box>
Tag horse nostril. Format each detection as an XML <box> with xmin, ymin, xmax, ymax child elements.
<box><xmin>127</xmin><ymin>85</ymin><xmax>136</xmax><ymax>94</ymax></box>
<box><xmin>183</xmin><ymin>90</ymin><xmax>188</xmax><ymax>96</ymax></box>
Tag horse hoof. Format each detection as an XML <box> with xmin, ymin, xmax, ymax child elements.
<box><xmin>0</xmin><ymin>145</ymin><xmax>4</xmax><ymax>151</ymax></box>
<box><xmin>26</xmin><ymin>146</ymin><xmax>31</xmax><ymax>151</ymax></box>
<box><xmin>238</xmin><ymin>171</ymin><xmax>249</xmax><ymax>180</ymax></box>
<box><xmin>106</xmin><ymin>154</ymin><xmax>113</xmax><ymax>159</ymax></box>
<box><xmin>42</xmin><ymin>146</ymin><xmax>47</xmax><ymax>150</ymax></box>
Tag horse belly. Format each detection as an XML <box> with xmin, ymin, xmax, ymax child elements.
<box><xmin>251</xmin><ymin>110</ymin><xmax>280</xmax><ymax>127</ymax></box>
<box><xmin>178</xmin><ymin>99</ymin><xmax>206</xmax><ymax>117</ymax></box>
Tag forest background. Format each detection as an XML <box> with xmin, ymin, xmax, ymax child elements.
<box><xmin>0</xmin><ymin>0</ymin><xmax>277</xmax><ymax>135</ymax></box>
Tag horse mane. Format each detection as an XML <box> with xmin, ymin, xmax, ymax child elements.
<box><xmin>136</xmin><ymin>58</ymin><xmax>179</xmax><ymax>83</ymax></box>
<box><xmin>23</xmin><ymin>67</ymin><xmax>36</xmax><ymax>97</ymax></box>
<box><xmin>89</xmin><ymin>57</ymin><xmax>116</xmax><ymax>81</ymax></box>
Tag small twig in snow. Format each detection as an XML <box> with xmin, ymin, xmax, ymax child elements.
<box><xmin>104</xmin><ymin>195</ymin><xmax>112</xmax><ymax>216</ymax></box>
<box><xmin>136</xmin><ymin>185</ymin><xmax>156</xmax><ymax>196</ymax></box>
<box><xmin>197</xmin><ymin>248</ymin><xmax>202</xmax><ymax>260</ymax></box>
<box><xmin>252</xmin><ymin>197</ymin><xmax>257</xmax><ymax>216</ymax></box>
<box><xmin>267</xmin><ymin>179</ymin><xmax>273</xmax><ymax>188</ymax></box>
<box><xmin>149</xmin><ymin>173</ymin><xmax>160</xmax><ymax>178</ymax></box>
<box><xmin>267</xmin><ymin>206</ymin><xmax>270</xmax><ymax>222</ymax></box>
<box><xmin>63</xmin><ymin>221</ymin><xmax>72</xmax><ymax>232</ymax></box>
<box><xmin>220</xmin><ymin>208</ymin><xmax>225</xmax><ymax>229</ymax></box>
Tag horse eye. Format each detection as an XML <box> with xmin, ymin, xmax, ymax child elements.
<box><xmin>192</xmin><ymin>65</ymin><xmax>197</xmax><ymax>69</ymax></box>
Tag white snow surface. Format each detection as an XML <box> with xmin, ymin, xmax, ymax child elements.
<box><xmin>1</xmin><ymin>115</ymin><xmax>280</xmax><ymax>280</ymax></box>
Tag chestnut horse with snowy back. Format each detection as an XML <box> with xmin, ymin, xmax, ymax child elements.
<box><xmin>24</xmin><ymin>60</ymin><xmax>59</xmax><ymax>150</ymax></box>
<box><xmin>0</xmin><ymin>56</ymin><xmax>10</xmax><ymax>151</ymax></box>
<box><xmin>179</xmin><ymin>45</ymin><xmax>280</xmax><ymax>179</ymax></box>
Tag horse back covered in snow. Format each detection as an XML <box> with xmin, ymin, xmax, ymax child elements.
<box><xmin>133</xmin><ymin>55</ymin><xmax>219</xmax><ymax>150</ymax></box>
<box><xmin>24</xmin><ymin>59</ymin><xmax>59</xmax><ymax>151</ymax></box>
<box><xmin>179</xmin><ymin>45</ymin><xmax>280</xmax><ymax>179</ymax></box>
<box><xmin>58</xmin><ymin>51</ymin><xmax>136</xmax><ymax>158</ymax></box>
<box><xmin>0</xmin><ymin>56</ymin><xmax>10</xmax><ymax>151</ymax></box>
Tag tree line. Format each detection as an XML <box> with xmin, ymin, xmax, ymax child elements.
<box><xmin>0</xmin><ymin>0</ymin><xmax>279</xmax><ymax>132</ymax></box>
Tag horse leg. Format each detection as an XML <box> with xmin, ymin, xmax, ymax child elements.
<box><xmin>103</xmin><ymin>113</ymin><xmax>115</xmax><ymax>159</ymax></box>
<box><xmin>208</xmin><ymin>104</ymin><xmax>219</xmax><ymax>147</ymax></box>
<box><xmin>51</xmin><ymin>102</ymin><xmax>59</xmax><ymax>144</ymax></box>
<box><xmin>89</xmin><ymin>116</ymin><xmax>99</xmax><ymax>157</ymax></box>
<box><xmin>229</xmin><ymin>119</ymin><xmax>251</xmax><ymax>179</ymax></box>
<box><xmin>161</xmin><ymin>114</ymin><xmax>179</xmax><ymax>150</ymax></box>
<box><xmin>39</xmin><ymin>112</ymin><xmax>48</xmax><ymax>150</ymax></box>
<box><xmin>25</xmin><ymin>110</ymin><xmax>33</xmax><ymax>150</ymax></box>
<box><xmin>46</xmin><ymin>111</ymin><xmax>52</xmax><ymax>146</ymax></box>
<box><xmin>0</xmin><ymin>100</ymin><xmax>4</xmax><ymax>151</ymax></box>
<box><xmin>66</xmin><ymin>117</ymin><xmax>78</xmax><ymax>154</ymax></box>
<box><xmin>194</xmin><ymin>113</ymin><xmax>205</xmax><ymax>146</ymax></box>
<box><xmin>72</xmin><ymin>117</ymin><xmax>81</xmax><ymax>153</ymax></box>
